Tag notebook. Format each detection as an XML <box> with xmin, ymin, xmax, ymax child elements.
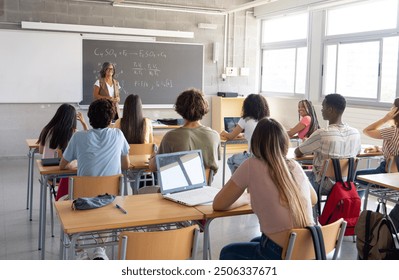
<box><xmin>224</xmin><ymin>117</ymin><xmax>241</xmax><ymax>133</ymax></box>
<box><xmin>155</xmin><ymin>150</ymin><xmax>220</xmax><ymax>206</ymax></box>
<box><xmin>41</xmin><ymin>158</ymin><xmax>61</xmax><ymax>166</ymax></box>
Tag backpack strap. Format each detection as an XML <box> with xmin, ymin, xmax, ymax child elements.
<box><xmin>332</xmin><ymin>158</ymin><xmax>343</xmax><ymax>183</ymax></box>
<box><xmin>363</xmin><ymin>210</ymin><xmax>372</xmax><ymax>260</ymax></box>
<box><xmin>306</xmin><ymin>225</ymin><xmax>327</xmax><ymax>260</ymax></box>
<box><xmin>347</xmin><ymin>158</ymin><xmax>355</xmax><ymax>182</ymax></box>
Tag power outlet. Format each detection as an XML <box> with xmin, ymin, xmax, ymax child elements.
<box><xmin>225</xmin><ymin>67</ymin><xmax>238</xmax><ymax>76</ymax></box>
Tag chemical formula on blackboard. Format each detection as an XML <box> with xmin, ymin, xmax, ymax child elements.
<box><xmin>82</xmin><ymin>40</ymin><xmax>203</xmax><ymax>106</ymax></box>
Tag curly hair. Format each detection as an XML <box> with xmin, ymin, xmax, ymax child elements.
<box><xmin>174</xmin><ymin>88</ymin><xmax>209</xmax><ymax>121</ymax></box>
<box><xmin>324</xmin><ymin>93</ymin><xmax>346</xmax><ymax>114</ymax></box>
<box><xmin>88</xmin><ymin>99</ymin><xmax>115</xmax><ymax>128</ymax></box>
<box><xmin>242</xmin><ymin>94</ymin><xmax>270</xmax><ymax>120</ymax></box>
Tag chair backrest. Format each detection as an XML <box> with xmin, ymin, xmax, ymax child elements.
<box><xmin>269</xmin><ymin>218</ymin><xmax>347</xmax><ymax>260</ymax></box>
<box><xmin>118</xmin><ymin>225</ymin><xmax>199</xmax><ymax>260</ymax></box>
<box><xmin>385</xmin><ymin>156</ymin><xmax>399</xmax><ymax>173</ymax></box>
<box><xmin>205</xmin><ymin>168</ymin><xmax>214</xmax><ymax>186</ymax></box>
<box><xmin>321</xmin><ymin>157</ymin><xmax>359</xmax><ymax>179</ymax></box>
<box><xmin>129</xmin><ymin>143</ymin><xmax>156</xmax><ymax>156</ymax></box>
<box><xmin>68</xmin><ymin>174</ymin><xmax>124</xmax><ymax>200</ymax></box>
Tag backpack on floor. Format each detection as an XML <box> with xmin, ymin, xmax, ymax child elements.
<box><xmin>319</xmin><ymin>158</ymin><xmax>361</xmax><ymax>236</ymax></box>
<box><xmin>355</xmin><ymin>203</ymin><xmax>399</xmax><ymax>260</ymax></box>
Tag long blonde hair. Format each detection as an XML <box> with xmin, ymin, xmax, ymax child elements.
<box><xmin>251</xmin><ymin>118</ymin><xmax>313</xmax><ymax>227</ymax></box>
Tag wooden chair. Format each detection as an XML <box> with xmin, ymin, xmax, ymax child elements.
<box><xmin>127</xmin><ymin>143</ymin><xmax>157</xmax><ymax>194</ymax></box>
<box><xmin>269</xmin><ymin>218</ymin><xmax>347</xmax><ymax>260</ymax></box>
<box><xmin>66</xmin><ymin>174</ymin><xmax>124</xmax><ymax>259</ymax></box>
<box><xmin>68</xmin><ymin>174</ymin><xmax>124</xmax><ymax>199</ymax></box>
<box><xmin>118</xmin><ymin>225</ymin><xmax>199</xmax><ymax>260</ymax></box>
<box><xmin>317</xmin><ymin>157</ymin><xmax>359</xmax><ymax>216</ymax></box>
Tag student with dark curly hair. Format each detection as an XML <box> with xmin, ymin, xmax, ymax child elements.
<box><xmin>149</xmin><ymin>88</ymin><xmax>219</xmax><ymax>174</ymax></box>
<box><xmin>59</xmin><ymin>99</ymin><xmax>130</xmax><ymax>260</ymax></box>
<box><xmin>220</xmin><ymin>94</ymin><xmax>270</xmax><ymax>174</ymax></box>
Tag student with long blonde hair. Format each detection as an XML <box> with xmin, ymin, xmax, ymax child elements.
<box><xmin>213</xmin><ymin>117</ymin><xmax>316</xmax><ymax>260</ymax></box>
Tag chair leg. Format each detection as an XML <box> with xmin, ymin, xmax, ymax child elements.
<box><xmin>49</xmin><ymin>185</ymin><xmax>55</xmax><ymax>237</ymax></box>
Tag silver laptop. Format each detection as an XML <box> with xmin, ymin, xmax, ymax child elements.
<box><xmin>155</xmin><ymin>150</ymin><xmax>220</xmax><ymax>206</ymax></box>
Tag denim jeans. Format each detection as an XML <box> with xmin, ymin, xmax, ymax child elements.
<box><xmin>219</xmin><ymin>234</ymin><xmax>282</xmax><ymax>260</ymax></box>
<box><xmin>227</xmin><ymin>151</ymin><xmax>251</xmax><ymax>174</ymax></box>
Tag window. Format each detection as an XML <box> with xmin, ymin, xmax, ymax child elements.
<box><xmin>322</xmin><ymin>0</ymin><xmax>399</xmax><ymax>105</ymax></box>
<box><xmin>261</xmin><ymin>13</ymin><xmax>308</xmax><ymax>96</ymax></box>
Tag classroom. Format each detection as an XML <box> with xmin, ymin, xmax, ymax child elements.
<box><xmin>1</xmin><ymin>0</ymin><xmax>398</xmax><ymax>267</ymax></box>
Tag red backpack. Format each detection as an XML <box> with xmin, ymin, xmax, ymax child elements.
<box><xmin>319</xmin><ymin>158</ymin><xmax>361</xmax><ymax>236</ymax></box>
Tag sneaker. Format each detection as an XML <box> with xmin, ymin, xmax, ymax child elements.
<box><xmin>92</xmin><ymin>247</ymin><xmax>109</xmax><ymax>260</ymax></box>
<box><xmin>75</xmin><ymin>250</ymin><xmax>90</xmax><ymax>260</ymax></box>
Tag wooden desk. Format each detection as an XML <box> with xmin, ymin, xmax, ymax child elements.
<box><xmin>26</xmin><ymin>139</ymin><xmax>39</xmax><ymax>220</ymax></box>
<box><xmin>36</xmin><ymin>159</ymin><xmax>77</xmax><ymax>259</ymax></box>
<box><xmin>194</xmin><ymin>203</ymin><xmax>253</xmax><ymax>260</ymax></box>
<box><xmin>55</xmin><ymin>194</ymin><xmax>204</xmax><ymax>259</ymax></box>
<box><xmin>287</xmin><ymin>145</ymin><xmax>383</xmax><ymax>165</ymax></box>
<box><xmin>220</xmin><ymin>138</ymin><xmax>248</xmax><ymax>186</ymax></box>
<box><xmin>357</xmin><ymin>173</ymin><xmax>399</xmax><ymax>211</ymax></box>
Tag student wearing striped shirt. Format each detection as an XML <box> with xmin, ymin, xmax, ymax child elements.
<box><xmin>295</xmin><ymin>93</ymin><xmax>361</xmax><ymax>195</ymax></box>
<box><xmin>355</xmin><ymin>98</ymin><xmax>399</xmax><ymax>185</ymax></box>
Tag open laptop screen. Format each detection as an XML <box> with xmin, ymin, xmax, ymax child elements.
<box><xmin>224</xmin><ymin>117</ymin><xmax>241</xmax><ymax>133</ymax></box>
<box><xmin>156</xmin><ymin>150</ymin><xmax>206</xmax><ymax>194</ymax></box>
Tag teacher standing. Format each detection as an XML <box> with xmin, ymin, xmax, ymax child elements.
<box><xmin>93</xmin><ymin>62</ymin><xmax>121</xmax><ymax>121</ymax></box>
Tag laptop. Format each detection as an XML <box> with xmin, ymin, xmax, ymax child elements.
<box><xmin>224</xmin><ymin>117</ymin><xmax>241</xmax><ymax>133</ymax></box>
<box><xmin>155</xmin><ymin>150</ymin><xmax>220</xmax><ymax>206</ymax></box>
<box><xmin>41</xmin><ymin>158</ymin><xmax>61</xmax><ymax>166</ymax></box>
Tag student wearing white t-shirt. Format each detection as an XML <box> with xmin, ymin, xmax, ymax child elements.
<box><xmin>93</xmin><ymin>62</ymin><xmax>121</xmax><ymax>120</ymax></box>
<box><xmin>220</xmin><ymin>94</ymin><xmax>270</xmax><ymax>174</ymax></box>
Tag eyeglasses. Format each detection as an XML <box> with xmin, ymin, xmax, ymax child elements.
<box><xmin>106</xmin><ymin>68</ymin><xmax>114</xmax><ymax>71</ymax></box>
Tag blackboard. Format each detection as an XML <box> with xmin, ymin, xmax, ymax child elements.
<box><xmin>82</xmin><ymin>39</ymin><xmax>203</xmax><ymax>107</ymax></box>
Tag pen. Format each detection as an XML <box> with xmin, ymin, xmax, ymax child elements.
<box><xmin>116</xmin><ymin>204</ymin><xmax>128</xmax><ymax>214</ymax></box>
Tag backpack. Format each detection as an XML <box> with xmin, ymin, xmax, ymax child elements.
<box><xmin>354</xmin><ymin>203</ymin><xmax>399</xmax><ymax>260</ymax></box>
<box><xmin>319</xmin><ymin>158</ymin><xmax>361</xmax><ymax>236</ymax></box>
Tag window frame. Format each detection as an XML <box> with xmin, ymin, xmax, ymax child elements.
<box><xmin>260</xmin><ymin>13</ymin><xmax>310</xmax><ymax>98</ymax></box>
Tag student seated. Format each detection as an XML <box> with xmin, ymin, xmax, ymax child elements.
<box><xmin>113</xmin><ymin>94</ymin><xmax>153</xmax><ymax>144</ymax></box>
<box><xmin>149</xmin><ymin>88</ymin><xmax>219</xmax><ymax>175</ymax></box>
<box><xmin>37</xmin><ymin>104</ymin><xmax>88</xmax><ymax>201</ymax></box>
<box><xmin>220</xmin><ymin>94</ymin><xmax>270</xmax><ymax>174</ymax></box>
<box><xmin>60</xmin><ymin>99</ymin><xmax>130</xmax><ymax>260</ymax></box>
<box><xmin>213</xmin><ymin>118</ymin><xmax>317</xmax><ymax>260</ymax></box>
<box><xmin>356</xmin><ymin>98</ymin><xmax>399</xmax><ymax>184</ymax></box>
<box><xmin>287</xmin><ymin>99</ymin><xmax>319</xmax><ymax>140</ymax></box>
<box><xmin>294</xmin><ymin>94</ymin><xmax>361</xmax><ymax>195</ymax></box>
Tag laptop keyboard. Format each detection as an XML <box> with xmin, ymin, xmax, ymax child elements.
<box><xmin>168</xmin><ymin>187</ymin><xmax>220</xmax><ymax>205</ymax></box>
